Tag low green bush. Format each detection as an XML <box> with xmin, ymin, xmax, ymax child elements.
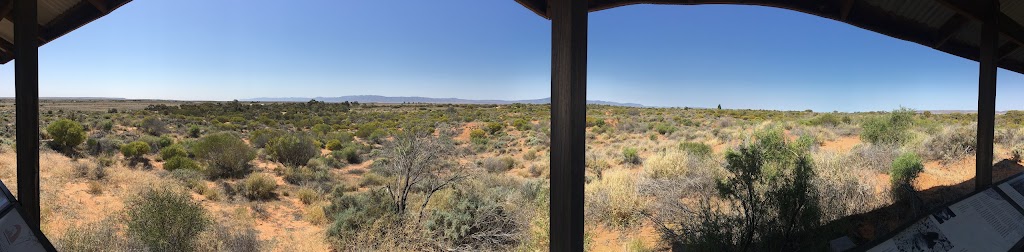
<box><xmin>164</xmin><ymin>157</ymin><xmax>202</xmax><ymax>172</ymax></box>
<box><xmin>120</xmin><ymin>141</ymin><xmax>151</xmax><ymax>160</ymax></box>
<box><xmin>890</xmin><ymin>153</ymin><xmax>924</xmax><ymax>189</ymax></box>
<box><xmin>480</xmin><ymin>156</ymin><xmax>516</xmax><ymax>173</ymax></box>
<box><xmin>160</xmin><ymin>144</ymin><xmax>188</xmax><ymax>160</ymax></box>
<box><xmin>126</xmin><ymin>187</ymin><xmax>210</xmax><ymax>252</ymax></box>
<box><xmin>622</xmin><ymin>147</ymin><xmax>641</xmax><ymax>165</ymax></box>
<box><xmin>679</xmin><ymin>142</ymin><xmax>712</xmax><ymax>157</ymax></box>
<box><xmin>192</xmin><ymin>132</ymin><xmax>255</xmax><ymax>178</ymax></box>
<box><xmin>861</xmin><ymin>108</ymin><xmax>914</xmax><ymax>146</ymax></box>
<box><xmin>267</xmin><ymin>133</ymin><xmax>319</xmax><ymax>167</ymax></box>
<box><xmin>238</xmin><ymin>173</ymin><xmax>277</xmax><ymax>200</ymax></box>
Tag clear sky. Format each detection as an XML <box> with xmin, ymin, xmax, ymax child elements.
<box><xmin>0</xmin><ymin>0</ymin><xmax>1021</xmax><ymax>112</ymax></box>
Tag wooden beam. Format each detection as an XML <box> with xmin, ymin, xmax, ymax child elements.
<box><xmin>999</xmin><ymin>43</ymin><xmax>1020</xmax><ymax>61</ymax></box>
<box><xmin>14</xmin><ymin>0</ymin><xmax>40</xmax><ymax>229</ymax></box>
<box><xmin>840</xmin><ymin>0</ymin><xmax>855</xmax><ymax>21</ymax></box>
<box><xmin>85</xmin><ymin>0</ymin><xmax>109</xmax><ymax>13</ymax></box>
<box><xmin>936</xmin><ymin>0</ymin><xmax>1024</xmax><ymax>48</ymax></box>
<box><xmin>549</xmin><ymin>0</ymin><xmax>587</xmax><ymax>251</ymax></box>
<box><xmin>933</xmin><ymin>14</ymin><xmax>968</xmax><ymax>49</ymax></box>
<box><xmin>976</xmin><ymin>0</ymin><xmax>997</xmax><ymax>191</ymax></box>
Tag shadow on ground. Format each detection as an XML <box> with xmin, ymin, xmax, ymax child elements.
<box><xmin>817</xmin><ymin>159</ymin><xmax>1024</xmax><ymax>248</ymax></box>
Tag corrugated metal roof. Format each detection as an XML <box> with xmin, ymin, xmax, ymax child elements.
<box><xmin>515</xmin><ymin>0</ymin><xmax>1024</xmax><ymax>75</ymax></box>
<box><xmin>0</xmin><ymin>0</ymin><xmax>133</xmax><ymax>63</ymax></box>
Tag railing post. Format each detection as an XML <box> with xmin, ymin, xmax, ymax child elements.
<box><xmin>976</xmin><ymin>0</ymin><xmax>998</xmax><ymax>191</ymax></box>
<box><xmin>549</xmin><ymin>0</ymin><xmax>587</xmax><ymax>250</ymax></box>
<box><xmin>15</xmin><ymin>0</ymin><xmax>41</xmax><ymax>229</ymax></box>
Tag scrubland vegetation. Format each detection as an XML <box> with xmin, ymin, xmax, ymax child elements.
<box><xmin>0</xmin><ymin>99</ymin><xmax>1019</xmax><ymax>251</ymax></box>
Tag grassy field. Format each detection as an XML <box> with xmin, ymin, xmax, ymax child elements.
<box><xmin>0</xmin><ymin>99</ymin><xmax>1021</xmax><ymax>251</ymax></box>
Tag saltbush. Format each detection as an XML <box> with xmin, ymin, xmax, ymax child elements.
<box><xmin>120</xmin><ymin>141</ymin><xmax>151</xmax><ymax>160</ymax></box>
<box><xmin>238</xmin><ymin>173</ymin><xmax>277</xmax><ymax>200</ymax></box>
<box><xmin>267</xmin><ymin>133</ymin><xmax>319</xmax><ymax>167</ymax></box>
<box><xmin>890</xmin><ymin>153</ymin><xmax>924</xmax><ymax>189</ymax></box>
<box><xmin>160</xmin><ymin>144</ymin><xmax>189</xmax><ymax>160</ymax></box>
<box><xmin>622</xmin><ymin>147</ymin><xmax>641</xmax><ymax>165</ymax></box>
<box><xmin>126</xmin><ymin>187</ymin><xmax>210</xmax><ymax>252</ymax></box>
<box><xmin>325</xmin><ymin>139</ymin><xmax>344</xmax><ymax>151</ymax></box>
<box><xmin>249</xmin><ymin>129</ymin><xmax>283</xmax><ymax>149</ymax></box>
<box><xmin>861</xmin><ymin>108</ymin><xmax>914</xmax><ymax>146</ymax></box>
<box><xmin>480</xmin><ymin>156</ymin><xmax>516</xmax><ymax>173</ymax></box>
<box><xmin>192</xmin><ymin>132</ymin><xmax>255</xmax><ymax>178</ymax></box>
<box><xmin>679</xmin><ymin>142</ymin><xmax>712</xmax><ymax>157</ymax></box>
<box><xmin>164</xmin><ymin>156</ymin><xmax>201</xmax><ymax>172</ymax></box>
<box><xmin>140</xmin><ymin>116</ymin><xmax>167</xmax><ymax>136</ymax></box>
<box><xmin>47</xmin><ymin>119</ymin><xmax>87</xmax><ymax>152</ymax></box>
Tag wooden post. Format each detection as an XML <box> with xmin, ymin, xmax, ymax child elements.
<box><xmin>549</xmin><ymin>0</ymin><xmax>586</xmax><ymax>251</ymax></box>
<box><xmin>14</xmin><ymin>0</ymin><xmax>40</xmax><ymax>228</ymax></box>
<box><xmin>976</xmin><ymin>0</ymin><xmax>998</xmax><ymax>191</ymax></box>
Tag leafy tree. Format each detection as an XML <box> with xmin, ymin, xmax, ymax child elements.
<box><xmin>47</xmin><ymin>119</ymin><xmax>87</xmax><ymax>153</ymax></box>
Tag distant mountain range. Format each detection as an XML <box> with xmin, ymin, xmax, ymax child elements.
<box><xmin>242</xmin><ymin>95</ymin><xmax>645</xmax><ymax>107</ymax></box>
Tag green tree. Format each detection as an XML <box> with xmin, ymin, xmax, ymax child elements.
<box><xmin>47</xmin><ymin>119</ymin><xmax>87</xmax><ymax>153</ymax></box>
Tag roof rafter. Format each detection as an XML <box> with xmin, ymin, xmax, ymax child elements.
<box><xmin>933</xmin><ymin>14</ymin><xmax>968</xmax><ymax>49</ymax></box>
<box><xmin>934</xmin><ymin>0</ymin><xmax>1024</xmax><ymax>48</ymax></box>
<box><xmin>840</xmin><ymin>0</ymin><xmax>855</xmax><ymax>21</ymax></box>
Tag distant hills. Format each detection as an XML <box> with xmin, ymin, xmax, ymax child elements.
<box><xmin>242</xmin><ymin>95</ymin><xmax>645</xmax><ymax>107</ymax></box>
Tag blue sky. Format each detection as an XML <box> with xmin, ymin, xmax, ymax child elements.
<box><xmin>0</xmin><ymin>0</ymin><xmax>1021</xmax><ymax>112</ymax></box>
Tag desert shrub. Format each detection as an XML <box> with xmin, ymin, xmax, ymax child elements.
<box><xmin>523</xmin><ymin>150</ymin><xmax>538</xmax><ymax>161</ymax></box>
<box><xmin>57</xmin><ymin>218</ymin><xmax>141</xmax><ymax>251</ymax></box>
<box><xmin>238</xmin><ymin>173</ymin><xmax>277</xmax><ymax>200</ymax></box>
<box><xmin>919</xmin><ymin>125</ymin><xmax>976</xmax><ymax>162</ymax></box>
<box><xmin>586</xmin><ymin>169</ymin><xmax>647</xmax><ymax>228</ymax></box>
<box><xmin>355</xmin><ymin>122</ymin><xmax>382</xmax><ymax>139</ymax></box>
<box><xmin>126</xmin><ymin>187</ymin><xmax>210</xmax><ymax>252</ymax></box>
<box><xmin>325</xmin><ymin>139</ymin><xmax>344</xmax><ymax>151</ymax></box>
<box><xmin>585</xmin><ymin>152</ymin><xmax>611</xmax><ymax>180</ymax></box>
<box><xmin>622</xmin><ymin>147</ymin><xmax>641</xmax><ymax>165</ymax></box>
<box><xmin>807</xmin><ymin>113</ymin><xmax>846</xmax><ymax>127</ymax></box>
<box><xmin>192</xmin><ymin>132</ymin><xmax>256</xmax><ymax>178</ymax></box>
<box><xmin>188</xmin><ymin>124</ymin><xmax>201</xmax><ymax>138</ymax></box>
<box><xmin>654</xmin><ymin>123</ymin><xmax>676</xmax><ymax>135</ymax></box>
<box><xmin>367</xmin><ymin>129</ymin><xmax>388</xmax><ymax>144</ymax></box>
<box><xmin>678</xmin><ymin>142</ymin><xmax>712</xmax><ymax>157</ymax></box>
<box><xmin>648</xmin><ymin>130</ymin><xmax>821</xmax><ymax>251</ymax></box>
<box><xmin>160</xmin><ymin>144</ymin><xmax>189</xmax><ymax>160</ymax></box>
<box><xmin>137</xmin><ymin>135</ymin><xmax>163</xmax><ymax>152</ymax></box>
<box><xmin>513</xmin><ymin>119</ymin><xmax>530</xmax><ymax>131</ymax></box>
<box><xmin>297</xmin><ymin>187</ymin><xmax>321</xmax><ymax>205</ymax></box>
<box><xmin>164</xmin><ymin>156</ymin><xmax>202</xmax><ymax>172</ymax></box>
<box><xmin>196</xmin><ymin>221</ymin><xmax>262</xmax><ymax>252</ymax></box>
<box><xmin>334</xmin><ymin>146</ymin><xmax>361</xmax><ymax>164</ymax></box>
<box><xmin>1013</xmin><ymin>147</ymin><xmax>1024</xmax><ymax>162</ymax></box>
<box><xmin>890</xmin><ymin>153</ymin><xmax>924</xmax><ymax>190</ymax></box>
<box><xmin>86</xmin><ymin>137</ymin><xmax>121</xmax><ymax>156</ymax></box>
<box><xmin>282</xmin><ymin>164</ymin><xmax>332</xmax><ymax>187</ymax></box>
<box><xmin>120</xmin><ymin>141</ymin><xmax>151</xmax><ymax>160</ymax></box>
<box><xmin>47</xmin><ymin>118</ymin><xmax>87</xmax><ymax>152</ymax></box>
<box><xmin>860</xmin><ymin>108</ymin><xmax>914</xmax><ymax>146</ymax></box>
<box><xmin>643</xmin><ymin>150</ymin><xmax>690</xmax><ymax>179</ymax></box>
<box><xmin>586</xmin><ymin>116</ymin><xmax>606</xmax><ymax>127</ymax></box>
<box><xmin>469</xmin><ymin>129</ymin><xmax>486</xmax><ymax>140</ymax></box>
<box><xmin>100</xmin><ymin>120</ymin><xmax>114</xmax><ymax>132</ymax></box>
<box><xmin>480</xmin><ymin>156</ymin><xmax>516</xmax><ymax>173</ymax></box>
<box><xmin>268</xmin><ymin>133</ymin><xmax>319</xmax><ymax>166</ymax></box>
<box><xmin>426</xmin><ymin>189</ymin><xmax>524</xmax><ymax>250</ymax></box>
<box><xmin>249</xmin><ymin>129</ymin><xmax>283</xmax><ymax>148</ymax></box>
<box><xmin>849</xmin><ymin>144</ymin><xmax>900</xmax><ymax>173</ymax></box>
<box><xmin>326</xmin><ymin>190</ymin><xmax>396</xmax><ymax>245</ymax></box>
<box><xmin>170</xmin><ymin>169</ymin><xmax>205</xmax><ymax>189</ymax></box>
<box><xmin>312</xmin><ymin>123</ymin><xmax>333</xmax><ymax>136</ymax></box>
<box><xmin>485</xmin><ymin>122</ymin><xmax>504</xmax><ymax>135</ymax></box>
<box><xmin>140</xmin><ymin>116</ymin><xmax>167</xmax><ymax>136</ymax></box>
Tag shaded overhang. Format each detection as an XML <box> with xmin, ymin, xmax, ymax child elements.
<box><xmin>514</xmin><ymin>0</ymin><xmax>1024</xmax><ymax>75</ymax></box>
<box><xmin>0</xmin><ymin>0</ymin><xmax>132</xmax><ymax>63</ymax></box>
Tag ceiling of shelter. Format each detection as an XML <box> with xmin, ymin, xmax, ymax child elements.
<box><xmin>515</xmin><ymin>0</ymin><xmax>1024</xmax><ymax>75</ymax></box>
<box><xmin>0</xmin><ymin>0</ymin><xmax>132</xmax><ymax>63</ymax></box>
